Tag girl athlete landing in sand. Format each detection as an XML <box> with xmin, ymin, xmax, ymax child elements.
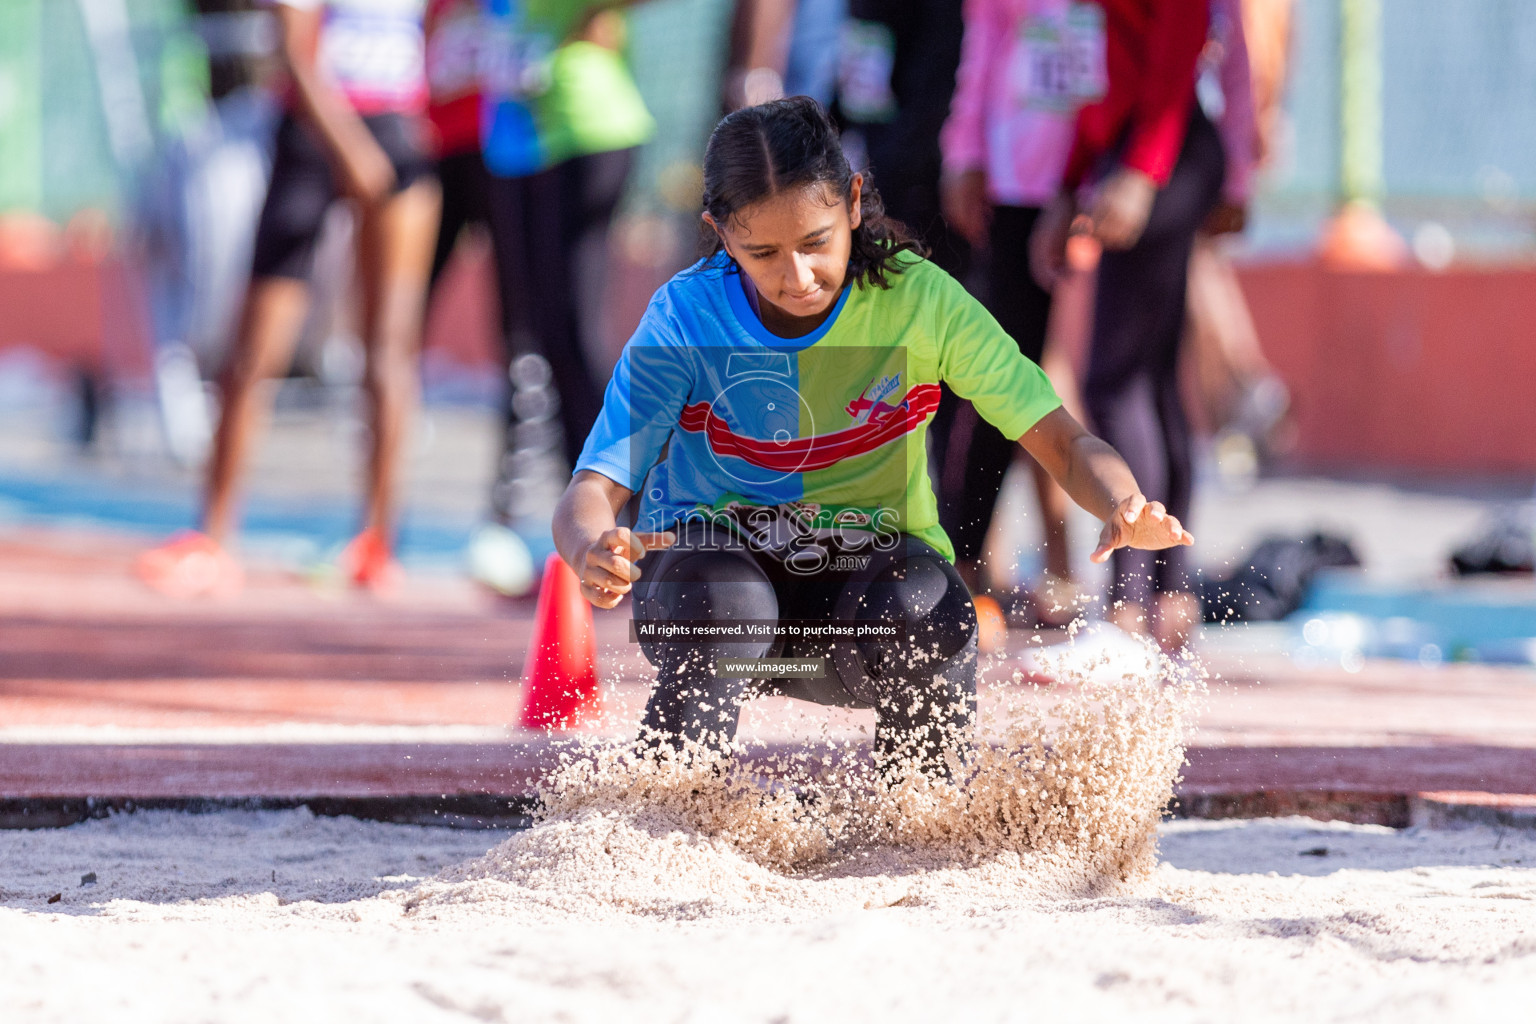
<box><xmin>554</xmin><ymin>98</ymin><xmax>1191</xmax><ymax>777</ymax></box>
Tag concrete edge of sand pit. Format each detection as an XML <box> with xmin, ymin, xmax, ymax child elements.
<box><xmin>1171</xmin><ymin>789</ymin><xmax>1413</xmax><ymax>827</ymax></box>
<box><xmin>1409</xmin><ymin>791</ymin><xmax>1536</xmax><ymax>830</ymax></box>
<box><xmin>5</xmin><ymin>790</ymin><xmax>1535</xmax><ymax>833</ymax></box>
<box><xmin>0</xmin><ymin>795</ymin><xmax>537</xmax><ymax>831</ymax></box>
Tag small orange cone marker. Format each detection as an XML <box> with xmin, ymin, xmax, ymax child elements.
<box><xmin>517</xmin><ymin>553</ymin><xmax>601</xmax><ymax>729</ymax></box>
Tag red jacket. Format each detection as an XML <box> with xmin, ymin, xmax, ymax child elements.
<box><xmin>1061</xmin><ymin>0</ymin><xmax>1209</xmax><ymax>190</ymax></box>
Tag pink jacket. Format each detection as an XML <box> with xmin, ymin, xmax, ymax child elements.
<box><xmin>941</xmin><ymin>0</ymin><xmax>1080</xmax><ymax>207</ymax></box>
<box><xmin>942</xmin><ymin>0</ymin><xmax>1257</xmax><ymax>207</ymax></box>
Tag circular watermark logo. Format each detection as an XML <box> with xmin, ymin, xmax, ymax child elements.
<box><xmin>702</xmin><ymin>375</ymin><xmax>817</xmax><ymax>488</ymax></box>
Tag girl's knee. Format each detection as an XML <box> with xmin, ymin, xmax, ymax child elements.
<box><xmin>855</xmin><ymin>555</ymin><xmax>975</xmax><ymax>664</ymax></box>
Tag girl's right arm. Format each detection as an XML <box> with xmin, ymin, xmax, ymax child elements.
<box><xmin>554</xmin><ymin>470</ymin><xmax>675</xmax><ymax>609</ymax></box>
<box><xmin>555</xmin><ymin>297</ymin><xmax>692</xmax><ymax>608</ymax></box>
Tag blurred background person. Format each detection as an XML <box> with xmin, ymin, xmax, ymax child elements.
<box><xmin>832</xmin><ymin>0</ymin><xmax>968</xmax><ymax>277</ymax></box>
<box><xmin>1183</xmin><ymin>0</ymin><xmax>1292</xmax><ymax>480</ymax></box>
<box><xmin>420</xmin><ymin>0</ymin><xmax>531</xmax><ymax>594</ymax></box>
<box><xmin>423</xmin><ymin>0</ymin><xmax>496</xmax><ymax>296</ymax></box>
<box><xmin>138</xmin><ymin>0</ymin><xmax>281</xmax><ymax>470</ymax></box>
<box><xmin>137</xmin><ymin>0</ymin><xmax>441</xmax><ymax>597</ymax></box>
<box><xmin>938</xmin><ymin>0</ymin><xmax>1092</xmax><ymax>633</ymax></box>
<box><xmin>722</xmin><ymin>0</ymin><xmax>845</xmax><ymax>111</ymax></box>
<box><xmin>471</xmin><ymin>0</ymin><xmax>655</xmax><ymax>595</ymax></box>
<box><xmin>1030</xmin><ymin>0</ymin><xmax>1222</xmax><ymax>654</ymax></box>
<box><xmin>722</xmin><ymin>0</ymin><xmax>964</xmax><ymax>274</ymax></box>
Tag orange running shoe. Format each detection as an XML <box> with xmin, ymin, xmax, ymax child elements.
<box><xmin>136</xmin><ymin>531</ymin><xmax>244</xmax><ymax>598</ymax></box>
<box><xmin>338</xmin><ymin>527</ymin><xmax>403</xmax><ymax>593</ymax></box>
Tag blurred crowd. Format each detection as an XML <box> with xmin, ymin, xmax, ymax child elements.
<box><xmin>4</xmin><ymin>0</ymin><xmax>1300</xmax><ymax>618</ymax></box>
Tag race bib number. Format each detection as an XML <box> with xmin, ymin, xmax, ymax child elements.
<box><xmin>837</xmin><ymin>19</ymin><xmax>897</xmax><ymax>124</ymax></box>
<box><xmin>320</xmin><ymin>12</ymin><xmax>425</xmax><ymax>100</ymax></box>
<box><xmin>1009</xmin><ymin>2</ymin><xmax>1107</xmax><ymax>113</ymax></box>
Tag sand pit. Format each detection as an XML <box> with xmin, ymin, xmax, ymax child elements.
<box><xmin>0</xmin><ymin>810</ymin><xmax>1533</xmax><ymax>1022</ymax></box>
<box><xmin>2</xmin><ymin>660</ymin><xmax>1534</xmax><ymax>1022</ymax></box>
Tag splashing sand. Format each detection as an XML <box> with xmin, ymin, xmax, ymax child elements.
<box><xmin>406</xmin><ymin>641</ymin><xmax>1207</xmax><ymax>919</ymax></box>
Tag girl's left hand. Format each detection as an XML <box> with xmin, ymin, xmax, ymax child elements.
<box><xmin>1090</xmin><ymin>493</ymin><xmax>1194</xmax><ymax>564</ymax></box>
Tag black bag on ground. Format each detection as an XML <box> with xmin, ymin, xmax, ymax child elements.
<box><xmin>1199</xmin><ymin>532</ymin><xmax>1361</xmax><ymax>624</ymax></box>
<box><xmin>1449</xmin><ymin>517</ymin><xmax>1535</xmax><ymax>576</ymax></box>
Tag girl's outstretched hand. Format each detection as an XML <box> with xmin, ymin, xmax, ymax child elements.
<box><xmin>1090</xmin><ymin>494</ymin><xmax>1194</xmax><ymax>564</ymax></box>
<box><xmin>577</xmin><ymin>527</ymin><xmax>676</xmax><ymax>608</ymax></box>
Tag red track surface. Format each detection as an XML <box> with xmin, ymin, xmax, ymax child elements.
<box><xmin>4</xmin><ymin>528</ymin><xmax>1534</xmax><ymax>814</ymax></box>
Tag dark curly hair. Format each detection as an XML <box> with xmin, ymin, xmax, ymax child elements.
<box><xmin>700</xmin><ymin>96</ymin><xmax>927</xmax><ymax>289</ymax></box>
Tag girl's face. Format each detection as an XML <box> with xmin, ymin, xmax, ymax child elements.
<box><xmin>705</xmin><ymin>176</ymin><xmax>864</xmax><ymax>333</ymax></box>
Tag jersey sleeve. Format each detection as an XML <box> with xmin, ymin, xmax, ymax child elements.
<box><xmin>929</xmin><ymin>268</ymin><xmax>1061</xmax><ymax>441</ymax></box>
<box><xmin>574</xmin><ymin>303</ymin><xmax>693</xmax><ymax>493</ymax></box>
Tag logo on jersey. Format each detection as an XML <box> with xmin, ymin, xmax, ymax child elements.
<box><xmin>678</xmin><ymin>375</ymin><xmax>940</xmax><ymax>473</ymax></box>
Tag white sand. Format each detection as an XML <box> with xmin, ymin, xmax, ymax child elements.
<box><xmin>1</xmin><ymin>809</ymin><xmax>1533</xmax><ymax>1022</ymax></box>
<box><xmin>4</xmin><ymin>660</ymin><xmax>1531</xmax><ymax>1021</ymax></box>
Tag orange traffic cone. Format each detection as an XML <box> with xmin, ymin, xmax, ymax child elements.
<box><xmin>517</xmin><ymin>553</ymin><xmax>602</xmax><ymax>730</ymax></box>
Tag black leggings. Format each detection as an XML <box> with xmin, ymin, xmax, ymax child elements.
<box><xmin>929</xmin><ymin>204</ymin><xmax>1052</xmax><ymax>563</ymax></box>
<box><xmin>1086</xmin><ymin>107</ymin><xmax>1224</xmax><ymax>606</ymax></box>
<box><xmin>632</xmin><ymin>522</ymin><xmax>979</xmax><ymax>775</ymax></box>
<box><xmin>486</xmin><ymin>147</ymin><xmax>635</xmax><ymax>505</ymax></box>
<box><xmin>428</xmin><ymin>149</ymin><xmax>495</xmax><ymax>292</ymax></box>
